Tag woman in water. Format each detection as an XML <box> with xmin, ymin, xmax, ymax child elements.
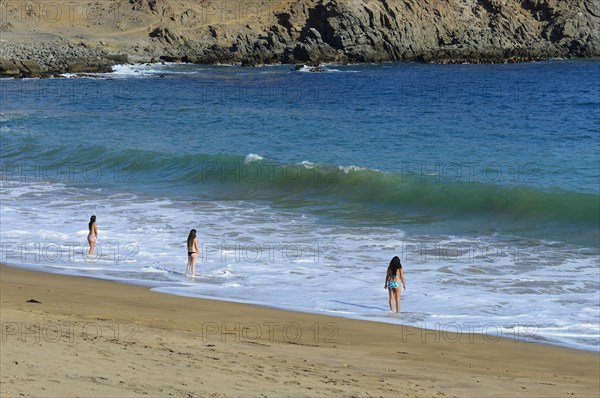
<box><xmin>87</xmin><ymin>215</ymin><xmax>98</xmax><ymax>255</ymax></box>
<box><xmin>186</xmin><ymin>229</ymin><xmax>199</xmax><ymax>275</ymax></box>
<box><xmin>385</xmin><ymin>256</ymin><xmax>406</xmax><ymax>313</ymax></box>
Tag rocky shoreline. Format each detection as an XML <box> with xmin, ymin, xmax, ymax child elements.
<box><xmin>0</xmin><ymin>40</ymin><xmax>127</xmax><ymax>78</ymax></box>
<box><xmin>1</xmin><ymin>0</ymin><xmax>599</xmax><ymax>78</ymax></box>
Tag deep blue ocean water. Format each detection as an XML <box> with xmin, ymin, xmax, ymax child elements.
<box><xmin>1</xmin><ymin>60</ymin><xmax>599</xmax><ymax>350</ymax></box>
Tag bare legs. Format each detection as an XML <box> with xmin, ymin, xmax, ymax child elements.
<box><xmin>388</xmin><ymin>287</ymin><xmax>401</xmax><ymax>313</ymax></box>
<box><xmin>187</xmin><ymin>253</ymin><xmax>198</xmax><ymax>275</ymax></box>
<box><xmin>87</xmin><ymin>235</ymin><xmax>96</xmax><ymax>255</ymax></box>
<box><xmin>191</xmin><ymin>252</ymin><xmax>198</xmax><ymax>274</ymax></box>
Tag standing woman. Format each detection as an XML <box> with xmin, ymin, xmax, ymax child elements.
<box><xmin>87</xmin><ymin>215</ymin><xmax>98</xmax><ymax>255</ymax></box>
<box><xmin>385</xmin><ymin>256</ymin><xmax>406</xmax><ymax>313</ymax></box>
<box><xmin>186</xmin><ymin>229</ymin><xmax>199</xmax><ymax>275</ymax></box>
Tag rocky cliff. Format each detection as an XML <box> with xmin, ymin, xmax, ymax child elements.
<box><xmin>1</xmin><ymin>0</ymin><xmax>598</xmax><ymax>77</ymax></box>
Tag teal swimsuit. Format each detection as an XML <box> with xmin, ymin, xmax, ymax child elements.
<box><xmin>387</xmin><ymin>273</ymin><xmax>401</xmax><ymax>289</ymax></box>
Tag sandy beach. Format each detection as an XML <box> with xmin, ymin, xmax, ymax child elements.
<box><xmin>1</xmin><ymin>264</ymin><xmax>598</xmax><ymax>397</ymax></box>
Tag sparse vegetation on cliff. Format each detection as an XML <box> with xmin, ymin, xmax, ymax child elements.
<box><xmin>1</xmin><ymin>0</ymin><xmax>598</xmax><ymax>77</ymax></box>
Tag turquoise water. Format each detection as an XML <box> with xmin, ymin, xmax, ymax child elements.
<box><xmin>1</xmin><ymin>60</ymin><xmax>599</xmax><ymax>350</ymax></box>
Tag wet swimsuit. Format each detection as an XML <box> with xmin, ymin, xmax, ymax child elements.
<box><xmin>387</xmin><ymin>273</ymin><xmax>401</xmax><ymax>289</ymax></box>
<box><xmin>188</xmin><ymin>252</ymin><xmax>196</xmax><ymax>256</ymax></box>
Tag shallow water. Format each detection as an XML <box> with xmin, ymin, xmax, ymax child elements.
<box><xmin>1</xmin><ymin>60</ymin><xmax>599</xmax><ymax>351</ymax></box>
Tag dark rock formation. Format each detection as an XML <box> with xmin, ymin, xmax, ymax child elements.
<box><xmin>1</xmin><ymin>0</ymin><xmax>598</xmax><ymax>77</ymax></box>
<box><xmin>148</xmin><ymin>0</ymin><xmax>599</xmax><ymax>66</ymax></box>
<box><xmin>0</xmin><ymin>39</ymin><xmax>128</xmax><ymax>77</ymax></box>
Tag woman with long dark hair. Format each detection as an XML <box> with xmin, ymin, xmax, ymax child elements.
<box><xmin>385</xmin><ymin>256</ymin><xmax>406</xmax><ymax>312</ymax></box>
<box><xmin>87</xmin><ymin>215</ymin><xmax>98</xmax><ymax>255</ymax></box>
<box><xmin>186</xmin><ymin>229</ymin><xmax>199</xmax><ymax>275</ymax></box>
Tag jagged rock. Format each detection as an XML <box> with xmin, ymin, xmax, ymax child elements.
<box><xmin>149</xmin><ymin>27</ymin><xmax>183</xmax><ymax>46</ymax></box>
<box><xmin>182</xmin><ymin>55</ymin><xmax>198</xmax><ymax>63</ymax></box>
<box><xmin>159</xmin><ymin>55</ymin><xmax>182</xmax><ymax>62</ymax></box>
<box><xmin>103</xmin><ymin>54</ymin><xmax>129</xmax><ymax>63</ymax></box>
<box><xmin>180</xmin><ymin>9</ymin><xmax>197</xmax><ymax>26</ymax></box>
<box><xmin>0</xmin><ymin>22</ymin><xmax>14</xmax><ymax>32</ymax></box>
<box><xmin>0</xmin><ymin>59</ymin><xmax>22</xmax><ymax>77</ymax></box>
<box><xmin>67</xmin><ymin>59</ymin><xmax>114</xmax><ymax>73</ymax></box>
<box><xmin>1</xmin><ymin>0</ymin><xmax>598</xmax><ymax>76</ymax></box>
<box><xmin>18</xmin><ymin>60</ymin><xmax>43</xmax><ymax>77</ymax></box>
<box><xmin>130</xmin><ymin>0</ymin><xmax>174</xmax><ymax>17</ymax></box>
<box><xmin>197</xmin><ymin>44</ymin><xmax>233</xmax><ymax>64</ymax></box>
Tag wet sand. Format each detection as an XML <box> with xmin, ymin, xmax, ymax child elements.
<box><xmin>1</xmin><ymin>264</ymin><xmax>598</xmax><ymax>397</ymax></box>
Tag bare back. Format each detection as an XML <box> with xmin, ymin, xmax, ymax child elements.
<box><xmin>187</xmin><ymin>238</ymin><xmax>198</xmax><ymax>252</ymax></box>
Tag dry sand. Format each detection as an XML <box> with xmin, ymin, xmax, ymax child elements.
<box><xmin>1</xmin><ymin>264</ymin><xmax>598</xmax><ymax>397</ymax></box>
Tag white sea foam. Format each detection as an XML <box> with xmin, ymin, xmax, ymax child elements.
<box><xmin>244</xmin><ymin>153</ymin><xmax>264</xmax><ymax>163</ymax></box>
<box><xmin>108</xmin><ymin>62</ymin><xmax>243</xmax><ymax>78</ymax></box>
<box><xmin>294</xmin><ymin>65</ymin><xmax>359</xmax><ymax>73</ymax></box>
<box><xmin>105</xmin><ymin>62</ymin><xmax>201</xmax><ymax>78</ymax></box>
<box><xmin>338</xmin><ymin>164</ymin><xmax>374</xmax><ymax>173</ymax></box>
<box><xmin>300</xmin><ymin>160</ymin><xmax>316</xmax><ymax>168</ymax></box>
<box><xmin>1</xmin><ymin>177</ymin><xmax>598</xmax><ymax>351</ymax></box>
<box><xmin>110</xmin><ymin>63</ymin><xmax>171</xmax><ymax>76</ymax></box>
